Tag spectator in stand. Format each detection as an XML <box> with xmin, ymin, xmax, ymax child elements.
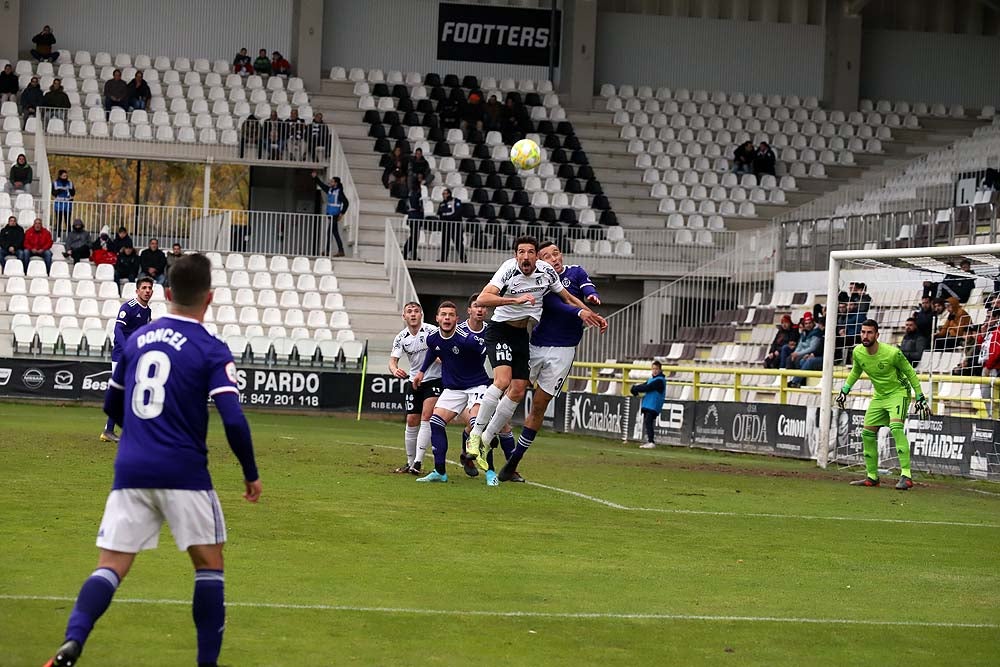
<box><xmin>311</xmin><ymin>171</ymin><xmax>349</xmax><ymax>257</ymax></box>
<box><xmin>114</xmin><ymin>243</ymin><xmax>140</xmax><ymax>288</ymax></box>
<box><xmin>30</xmin><ymin>25</ymin><xmax>59</xmax><ymax>62</ymax></box>
<box><xmin>483</xmin><ymin>94</ymin><xmax>502</xmax><ymax>131</ymax></box>
<box><xmin>931</xmin><ymin>297</ymin><xmax>947</xmax><ymax>319</ymax></box>
<box><xmin>8</xmin><ymin>154</ymin><xmax>32</xmax><ymax>193</ymax></box>
<box><xmin>439</xmin><ymin>97</ymin><xmax>460</xmax><ymax>130</ymax></box>
<box><xmin>0</xmin><ymin>63</ymin><xmax>19</xmax><ymax>103</ymax></box>
<box><xmin>103</xmin><ymin>69</ymin><xmax>129</xmax><ymax>113</ymax></box>
<box><xmin>233</xmin><ymin>48</ymin><xmax>254</xmax><ymax>76</ymax></box>
<box><xmin>630</xmin><ymin>360</ymin><xmax>667</xmax><ymax>449</ymax></box>
<box><xmin>284</xmin><ymin>109</ymin><xmax>307</xmax><ymax>160</ymax></box>
<box><xmin>140</xmin><ymin>238</ymin><xmax>168</xmax><ymax>284</ymax></box>
<box><xmin>899</xmin><ymin>317</ymin><xmax>928</xmax><ymax>365</ymax></box>
<box><xmin>764</xmin><ymin>314</ymin><xmax>798</xmax><ymax>368</ymax></box>
<box><xmin>732</xmin><ymin>141</ymin><xmax>754</xmax><ymax>176</ymax></box>
<box><xmin>270</xmin><ymin>51</ymin><xmax>291</xmax><ymax>77</ymax></box>
<box><xmin>783</xmin><ymin>311</ymin><xmax>819</xmax><ymax>374</ymax></box>
<box><xmin>912</xmin><ymin>296</ymin><xmax>935</xmax><ymax>341</ymax></box>
<box><xmin>837</xmin><ymin>299</ymin><xmax>865</xmax><ymax>363</ymax></box>
<box><xmin>979</xmin><ymin>312</ymin><xmax>1000</xmax><ymax>407</ymax></box>
<box><xmin>308</xmin><ymin>112</ymin><xmax>330</xmax><ymax>162</ymax></box>
<box><xmin>22</xmin><ymin>218</ymin><xmax>54</xmax><ymax>273</ymax></box>
<box><xmin>408</xmin><ymin>147</ymin><xmax>432</xmax><ymax>189</ymax></box>
<box><xmin>1</xmin><ymin>215</ymin><xmax>25</xmax><ymax>264</ymax></box>
<box><xmin>165</xmin><ymin>242</ymin><xmax>184</xmax><ymax>283</ymax></box>
<box><xmin>752</xmin><ymin>141</ymin><xmax>776</xmax><ymax>181</ymax></box>
<box><xmin>41</xmin><ymin>78</ymin><xmax>71</xmax><ymax>121</ymax></box>
<box><xmin>126</xmin><ymin>70</ymin><xmax>152</xmax><ymax>111</ymax></box>
<box><xmin>404</xmin><ymin>175</ymin><xmax>423</xmax><ymax>261</ymax></box>
<box><xmin>109</xmin><ymin>226</ymin><xmax>133</xmax><ymax>254</ymax></box>
<box><xmin>923</xmin><ymin>259</ymin><xmax>975</xmax><ymax>303</ymax></box>
<box><xmin>90</xmin><ymin>230</ymin><xmax>118</xmax><ymax>266</ymax></box>
<box><xmin>238</xmin><ymin>114</ymin><xmax>262</xmax><ymax>159</ymax></box>
<box><xmin>934</xmin><ymin>296</ymin><xmax>971</xmax><ymax>350</ymax></box>
<box><xmin>437</xmin><ymin>188</ymin><xmax>465</xmax><ymax>263</ymax></box>
<box><xmin>382</xmin><ymin>146</ymin><xmax>409</xmax><ymax>195</ymax></box>
<box><xmin>51</xmin><ymin>169</ymin><xmax>75</xmax><ymax>239</ymax></box>
<box><xmin>64</xmin><ymin>218</ymin><xmax>92</xmax><ymax>263</ymax></box>
<box><xmin>253</xmin><ymin>49</ymin><xmax>271</xmax><ymax>76</ymax></box>
<box><xmin>19</xmin><ymin>76</ymin><xmax>43</xmax><ymax>125</ymax></box>
<box><xmin>460</xmin><ymin>91</ymin><xmax>485</xmax><ymax>133</ymax></box>
<box><xmin>849</xmin><ymin>282</ymin><xmax>872</xmax><ymax>315</ymax></box>
<box><xmin>262</xmin><ymin>110</ymin><xmax>283</xmax><ymax>157</ymax></box>
<box><xmin>789</xmin><ymin>316</ymin><xmax>826</xmax><ymax>388</ymax></box>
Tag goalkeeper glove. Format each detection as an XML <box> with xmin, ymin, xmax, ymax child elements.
<box><xmin>914</xmin><ymin>395</ymin><xmax>930</xmax><ymax>420</ymax></box>
<box><xmin>835</xmin><ymin>390</ymin><xmax>848</xmax><ymax>410</ymax></box>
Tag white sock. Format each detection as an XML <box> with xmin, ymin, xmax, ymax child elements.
<box><xmin>483</xmin><ymin>395</ymin><xmax>520</xmax><ymax>445</ymax></box>
<box><xmin>404</xmin><ymin>425</ymin><xmax>418</xmax><ymax>465</ymax></box>
<box><xmin>414</xmin><ymin>421</ymin><xmax>431</xmax><ymax>464</ymax></box>
<box><xmin>472</xmin><ymin>385</ymin><xmax>504</xmax><ymax>436</ymax></box>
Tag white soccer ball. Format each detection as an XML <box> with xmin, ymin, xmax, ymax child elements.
<box><xmin>510</xmin><ymin>138</ymin><xmax>542</xmax><ymax>171</ymax></box>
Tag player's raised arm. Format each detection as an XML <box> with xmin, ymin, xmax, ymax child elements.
<box><xmin>476</xmin><ymin>283</ymin><xmax>535</xmax><ymax>308</ymax></box>
<box><xmin>577</xmin><ymin>267</ymin><xmax>601</xmax><ymax>305</ymax></box>
<box><xmin>554</xmin><ymin>288</ymin><xmax>607</xmax><ymax>332</ymax></box>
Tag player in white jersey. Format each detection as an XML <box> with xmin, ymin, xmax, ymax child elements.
<box><xmin>467</xmin><ymin>235</ymin><xmax>605</xmax><ymax>469</ymax></box>
<box><xmin>388</xmin><ymin>302</ymin><xmax>441</xmax><ymax>474</ymax></box>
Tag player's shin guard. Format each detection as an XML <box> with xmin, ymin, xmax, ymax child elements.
<box><xmin>471</xmin><ymin>385</ymin><xmax>504</xmax><ymax>436</ymax></box>
<box><xmin>430</xmin><ymin>415</ymin><xmax>449</xmax><ymax>475</ymax></box>
<box><xmin>889</xmin><ymin>421</ymin><xmax>911</xmax><ymax>478</ymax></box>
<box><xmin>414</xmin><ymin>421</ymin><xmax>431</xmax><ymax>465</ymax></box>
<box><xmin>404</xmin><ymin>425</ymin><xmax>419</xmax><ymax>466</ymax></box>
<box><xmin>498</xmin><ymin>432</ymin><xmax>515</xmax><ymax>460</ymax></box>
<box><xmin>193</xmin><ymin>569</ymin><xmax>225</xmax><ymax>667</ymax></box>
<box><xmin>483</xmin><ymin>395</ymin><xmax>519</xmax><ymax>444</ymax></box>
<box><xmin>65</xmin><ymin>567</ymin><xmax>120</xmax><ymax>646</ymax></box>
<box><xmin>861</xmin><ymin>428</ymin><xmax>879</xmax><ymax>480</ymax></box>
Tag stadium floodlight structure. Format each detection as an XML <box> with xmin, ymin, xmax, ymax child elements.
<box><xmin>818</xmin><ymin>242</ymin><xmax>1000</xmax><ymax>468</ymax></box>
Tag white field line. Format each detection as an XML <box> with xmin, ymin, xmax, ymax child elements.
<box><xmin>365</xmin><ymin>444</ymin><xmax>1000</xmax><ymax>529</ymax></box>
<box><xmin>1</xmin><ymin>594</ymin><xmax>995</xmax><ymax>629</ymax></box>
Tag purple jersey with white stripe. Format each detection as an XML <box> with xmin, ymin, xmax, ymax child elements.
<box><xmin>421</xmin><ymin>327</ymin><xmax>491</xmax><ymax>390</ymax></box>
<box><xmin>109</xmin><ymin>314</ymin><xmax>241</xmax><ymax>491</ymax></box>
<box><xmin>531</xmin><ymin>265</ymin><xmax>599</xmax><ymax>347</ymax></box>
<box><xmin>111</xmin><ymin>298</ymin><xmax>152</xmax><ymax>362</ymax></box>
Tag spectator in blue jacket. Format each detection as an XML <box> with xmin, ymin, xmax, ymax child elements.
<box><xmin>783</xmin><ymin>312</ymin><xmax>820</xmax><ymax>369</ymax></box>
<box><xmin>788</xmin><ymin>316</ymin><xmax>825</xmax><ymax>388</ymax></box>
<box><xmin>312</xmin><ymin>171</ymin><xmax>349</xmax><ymax>257</ymax></box>
<box><xmin>631</xmin><ymin>361</ymin><xmax>666</xmax><ymax>449</ymax></box>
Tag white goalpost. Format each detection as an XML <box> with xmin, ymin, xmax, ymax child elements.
<box><xmin>817</xmin><ymin>242</ymin><xmax>1000</xmax><ymax>469</ymax></box>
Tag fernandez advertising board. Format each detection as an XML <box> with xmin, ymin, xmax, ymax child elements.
<box><xmin>437</xmin><ymin>2</ymin><xmax>561</xmax><ymax>67</ymax></box>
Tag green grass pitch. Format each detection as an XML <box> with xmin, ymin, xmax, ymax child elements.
<box><xmin>1</xmin><ymin>403</ymin><xmax>998</xmax><ymax>666</ymax></box>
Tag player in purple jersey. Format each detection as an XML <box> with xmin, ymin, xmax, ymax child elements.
<box><xmin>99</xmin><ymin>276</ymin><xmax>153</xmax><ymax>443</ymax></box>
<box><xmin>45</xmin><ymin>254</ymin><xmax>261</xmax><ymax>667</ymax></box>
<box><xmin>495</xmin><ymin>241</ymin><xmax>601</xmax><ymax>481</ymax></box>
<box><xmin>412</xmin><ymin>301</ymin><xmax>501</xmax><ymax>485</ymax></box>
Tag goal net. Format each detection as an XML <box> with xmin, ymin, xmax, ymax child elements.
<box><xmin>817</xmin><ymin>243</ymin><xmax>1000</xmax><ymax>470</ymax></box>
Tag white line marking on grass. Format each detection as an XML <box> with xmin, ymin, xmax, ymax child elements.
<box><xmin>363</xmin><ymin>443</ymin><xmax>999</xmax><ymax>529</ymax></box>
<box><xmin>964</xmin><ymin>487</ymin><xmax>1000</xmax><ymax>497</ymax></box>
<box><xmin>2</xmin><ymin>595</ymin><xmax>995</xmax><ymax>629</ymax></box>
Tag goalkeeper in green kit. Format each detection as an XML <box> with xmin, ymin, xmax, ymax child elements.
<box><xmin>836</xmin><ymin>319</ymin><xmax>930</xmax><ymax>490</ymax></box>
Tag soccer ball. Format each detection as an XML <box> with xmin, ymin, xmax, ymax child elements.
<box><xmin>510</xmin><ymin>139</ymin><xmax>542</xmax><ymax>171</ymax></box>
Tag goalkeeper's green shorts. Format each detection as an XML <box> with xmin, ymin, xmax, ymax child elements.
<box><xmin>864</xmin><ymin>394</ymin><xmax>910</xmax><ymax>427</ymax></box>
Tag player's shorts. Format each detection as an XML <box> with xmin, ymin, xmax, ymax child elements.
<box><xmin>436</xmin><ymin>385</ymin><xmax>488</xmax><ymax>415</ymax></box>
<box><xmin>405</xmin><ymin>378</ymin><xmax>443</xmax><ymax>415</ymax></box>
<box><xmin>96</xmin><ymin>488</ymin><xmax>227</xmax><ymax>552</ymax></box>
<box><xmin>484</xmin><ymin>321</ymin><xmax>530</xmax><ymax>380</ymax></box>
<box><xmin>864</xmin><ymin>393</ymin><xmax>910</xmax><ymax>427</ymax></box>
<box><xmin>529</xmin><ymin>344</ymin><xmax>575</xmax><ymax>397</ymax></box>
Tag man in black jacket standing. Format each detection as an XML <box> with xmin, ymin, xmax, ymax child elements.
<box><xmin>437</xmin><ymin>188</ymin><xmax>466</xmax><ymax>263</ymax></box>
<box><xmin>405</xmin><ymin>176</ymin><xmax>424</xmax><ymax>261</ymax></box>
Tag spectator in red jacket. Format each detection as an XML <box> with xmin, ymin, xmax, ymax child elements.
<box><xmin>270</xmin><ymin>51</ymin><xmax>291</xmax><ymax>77</ymax></box>
<box><xmin>21</xmin><ymin>217</ymin><xmax>53</xmax><ymax>274</ymax></box>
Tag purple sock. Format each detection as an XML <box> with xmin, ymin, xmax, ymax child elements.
<box><xmin>65</xmin><ymin>568</ymin><xmax>120</xmax><ymax>646</ymax></box>
<box><xmin>430</xmin><ymin>415</ymin><xmax>448</xmax><ymax>474</ymax></box>
<box><xmin>498</xmin><ymin>432</ymin><xmax>515</xmax><ymax>460</ymax></box>
<box><xmin>104</xmin><ymin>417</ymin><xmax>116</xmax><ymax>434</ymax></box>
<box><xmin>193</xmin><ymin>569</ymin><xmax>225</xmax><ymax>666</ymax></box>
<box><xmin>509</xmin><ymin>427</ymin><xmax>537</xmax><ymax>467</ymax></box>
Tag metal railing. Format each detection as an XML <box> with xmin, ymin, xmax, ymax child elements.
<box><xmin>779</xmin><ymin>203</ymin><xmax>999</xmax><ymax>271</ymax></box>
<box><xmin>386</xmin><ymin>216</ymin><xmax>758</xmax><ymax>276</ymax></box>
<box><xmin>568</xmin><ymin>361</ymin><xmax>998</xmax><ymax>418</ymax></box>
<box><xmin>575</xmin><ymin>227</ymin><xmax>779</xmax><ymax>363</ymax></box>
<box><xmin>37</xmin><ymin>106</ymin><xmax>332</xmax><ymax>167</ymax></box>
<box><xmin>44</xmin><ymin>200</ymin><xmax>342</xmax><ymax>257</ymax></box>
<box><xmin>384</xmin><ymin>219</ymin><xmax>419</xmax><ymax>310</ymax></box>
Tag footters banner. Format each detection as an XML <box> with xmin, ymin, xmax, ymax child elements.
<box><xmin>437</xmin><ymin>2</ymin><xmax>561</xmax><ymax>67</ymax></box>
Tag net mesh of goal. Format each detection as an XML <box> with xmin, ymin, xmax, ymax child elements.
<box><xmin>820</xmin><ymin>245</ymin><xmax>999</xmax><ymax>469</ymax></box>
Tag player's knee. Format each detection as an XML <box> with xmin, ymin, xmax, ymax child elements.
<box><xmin>507</xmin><ymin>385</ymin><xmax>527</xmax><ymax>402</ymax></box>
<box><xmin>406</xmin><ymin>414</ymin><xmax>420</xmax><ymax>427</ymax></box>
<box><xmin>889</xmin><ymin>421</ymin><xmax>905</xmax><ymax>436</ymax></box>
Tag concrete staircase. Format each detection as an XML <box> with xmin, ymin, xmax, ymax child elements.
<box><xmin>567</xmin><ymin>96</ymin><xmax>986</xmax><ymax>232</ymax></box>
